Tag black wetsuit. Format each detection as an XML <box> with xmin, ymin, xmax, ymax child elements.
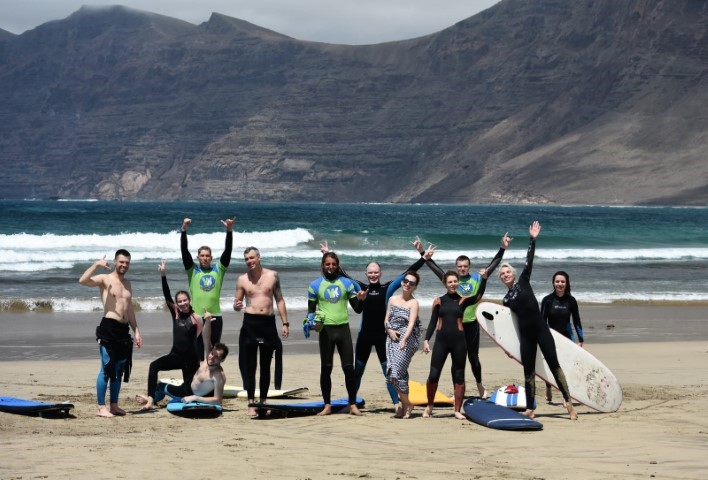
<box><xmin>146</xmin><ymin>277</ymin><xmax>202</xmax><ymax>399</ymax></box>
<box><xmin>502</xmin><ymin>237</ymin><xmax>572</xmax><ymax>408</ymax></box>
<box><xmin>425</xmin><ymin>248</ymin><xmax>505</xmax><ymax>384</ymax></box>
<box><xmin>240</xmin><ymin>312</ymin><xmax>281</xmax><ymax>402</ymax></box>
<box><xmin>181</xmin><ymin>230</ymin><xmax>232</xmax><ymax>360</ymax></box>
<box><xmin>425</xmin><ymin>279</ymin><xmax>487</xmax><ymax>411</ymax></box>
<box><xmin>541</xmin><ymin>293</ymin><xmax>584</xmax><ymax>343</ymax></box>
<box><xmin>343</xmin><ymin>257</ymin><xmax>425</xmax><ymax>403</ymax></box>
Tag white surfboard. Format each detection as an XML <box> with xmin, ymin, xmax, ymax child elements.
<box><xmin>159</xmin><ymin>378</ymin><xmax>308</xmax><ymax>399</ymax></box>
<box><xmin>475</xmin><ymin>302</ymin><xmax>622</xmax><ymax>413</ymax></box>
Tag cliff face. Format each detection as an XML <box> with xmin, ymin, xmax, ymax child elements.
<box><xmin>0</xmin><ymin>1</ymin><xmax>706</xmax><ymax>205</ymax></box>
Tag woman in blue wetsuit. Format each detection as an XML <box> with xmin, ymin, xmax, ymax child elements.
<box><xmin>498</xmin><ymin>221</ymin><xmax>577</xmax><ymax>420</ymax></box>
<box><xmin>541</xmin><ymin>270</ymin><xmax>584</xmax><ymax>402</ymax></box>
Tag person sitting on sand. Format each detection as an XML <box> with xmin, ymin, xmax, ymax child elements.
<box><xmin>136</xmin><ymin>343</ymin><xmax>228</xmax><ymax>408</ymax></box>
<box><xmin>497</xmin><ymin>221</ymin><xmax>578</xmax><ymax>420</ymax></box>
<box><xmin>138</xmin><ymin>260</ymin><xmax>211</xmax><ymax>411</ymax></box>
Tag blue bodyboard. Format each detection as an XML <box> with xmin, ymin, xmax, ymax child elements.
<box><xmin>166</xmin><ymin>401</ymin><xmax>222</xmax><ymax>418</ymax></box>
<box><xmin>463</xmin><ymin>397</ymin><xmax>542</xmax><ymax>431</ymax></box>
<box><xmin>0</xmin><ymin>396</ymin><xmax>74</xmax><ymax>417</ymax></box>
<box><xmin>250</xmin><ymin>397</ymin><xmax>365</xmax><ymax>417</ymax></box>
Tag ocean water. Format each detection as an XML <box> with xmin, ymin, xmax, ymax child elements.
<box><xmin>1</xmin><ymin>200</ymin><xmax>707</xmax><ymax>313</ymax></box>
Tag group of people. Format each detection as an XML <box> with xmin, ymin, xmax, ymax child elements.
<box><xmin>80</xmin><ymin>218</ymin><xmax>584</xmax><ymax>421</ymax></box>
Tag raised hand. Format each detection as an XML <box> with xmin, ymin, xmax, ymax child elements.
<box><xmin>221</xmin><ymin>217</ymin><xmax>235</xmax><ymax>231</ymax></box>
<box><xmin>158</xmin><ymin>259</ymin><xmax>167</xmax><ymax>276</ymax></box>
<box><xmin>501</xmin><ymin>232</ymin><xmax>513</xmax><ymax>249</ymax></box>
<box><xmin>182</xmin><ymin>218</ymin><xmax>192</xmax><ymax>231</ymax></box>
<box><xmin>529</xmin><ymin>221</ymin><xmax>541</xmax><ymax>240</ymax></box>
<box><xmin>411</xmin><ymin>236</ymin><xmax>424</xmax><ymax>254</ymax></box>
<box><xmin>320</xmin><ymin>240</ymin><xmax>330</xmax><ymax>254</ymax></box>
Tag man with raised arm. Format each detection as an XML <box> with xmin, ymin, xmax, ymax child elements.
<box><xmin>181</xmin><ymin>217</ymin><xmax>234</xmax><ymax>358</ymax></box>
<box><xmin>79</xmin><ymin>249</ymin><xmax>142</xmax><ymax>418</ymax></box>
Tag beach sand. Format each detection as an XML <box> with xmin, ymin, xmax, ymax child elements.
<box><xmin>1</xmin><ymin>305</ymin><xmax>707</xmax><ymax>479</ymax></box>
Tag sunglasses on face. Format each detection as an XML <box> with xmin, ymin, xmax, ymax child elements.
<box><xmin>402</xmin><ymin>278</ymin><xmax>417</xmax><ymax>286</ymax></box>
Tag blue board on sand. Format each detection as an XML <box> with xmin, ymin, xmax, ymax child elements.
<box><xmin>249</xmin><ymin>397</ymin><xmax>365</xmax><ymax>417</ymax></box>
<box><xmin>166</xmin><ymin>401</ymin><xmax>222</xmax><ymax>418</ymax></box>
<box><xmin>0</xmin><ymin>396</ymin><xmax>74</xmax><ymax>417</ymax></box>
<box><xmin>462</xmin><ymin>397</ymin><xmax>542</xmax><ymax>431</ymax></box>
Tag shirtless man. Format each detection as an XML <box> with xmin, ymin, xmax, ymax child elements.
<box><xmin>138</xmin><ymin>343</ymin><xmax>229</xmax><ymax>407</ymax></box>
<box><xmin>233</xmin><ymin>247</ymin><xmax>289</xmax><ymax>416</ymax></box>
<box><xmin>79</xmin><ymin>249</ymin><xmax>143</xmax><ymax>418</ymax></box>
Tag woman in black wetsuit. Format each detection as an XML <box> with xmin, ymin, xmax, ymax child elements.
<box><xmin>422</xmin><ymin>271</ymin><xmax>490</xmax><ymax>420</ymax></box>
<box><xmin>540</xmin><ymin>270</ymin><xmax>584</xmax><ymax>402</ymax></box>
<box><xmin>136</xmin><ymin>260</ymin><xmax>212</xmax><ymax>410</ymax></box>
<box><xmin>498</xmin><ymin>221</ymin><xmax>578</xmax><ymax>420</ymax></box>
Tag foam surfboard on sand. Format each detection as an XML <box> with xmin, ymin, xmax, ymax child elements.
<box><xmin>476</xmin><ymin>302</ymin><xmax>623</xmax><ymax>413</ymax></box>
<box><xmin>249</xmin><ymin>397</ymin><xmax>365</xmax><ymax>417</ymax></box>
<box><xmin>159</xmin><ymin>377</ymin><xmax>308</xmax><ymax>399</ymax></box>
<box><xmin>463</xmin><ymin>397</ymin><xmax>543</xmax><ymax>431</ymax></box>
<box><xmin>0</xmin><ymin>396</ymin><xmax>74</xmax><ymax>417</ymax></box>
<box><xmin>408</xmin><ymin>380</ymin><xmax>454</xmax><ymax>406</ymax></box>
<box><xmin>488</xmin><ymin>385</ymin><xmax>535</xmax><ymax>410</ymax></box>
<box><xmin>166</xmin><ymin>400</ymin><xmax>222</xmax><ymax>418</ymax></box>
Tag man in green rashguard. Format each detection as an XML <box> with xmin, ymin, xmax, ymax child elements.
<box><xmin>181</xmin><ymin>217</ymin><xmax>234</xmax><ymax>359</ymax></box>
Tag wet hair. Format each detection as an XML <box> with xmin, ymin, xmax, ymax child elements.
<box><xmin>551</xmin><ymin>271</ymin><xmax>571</xmax><ymax>296</ymax></box>
<box><xmin>114</xmin><ymin>249</ymin><xmax>131</xmax><ymax>259</ymax></box>
<box><xmin>498</xmin><ymin>262</ymin><xmax>517</xmax><ymax>281</ymax></box>
<box><xmin>174</xmin><ymin>290</ymin><xmax>191</xmax><ymax>303</ymax></box>
<box><xmin>244</xmin><ymin>246</ymin><xmax>260</xmax><ymax>256</ymax></box>
<box><xmin>321</xmin><ymin>252</ymin><xmax>343</xmax><ymax>276</ymax></box>
<box><xmin>213</xmin><ymin>342</ymin><xmax>229</xmax><ymax>361</ymax></box>
<box><xmin>197</xmin><ymin>246</ymin><xmax>212</xmax><ymax>256</ymax></box>
<box><xmin>403</xmin><ymin>270</ymin><xmax>420</xmax><ymax>285</ymax></box>
<box><xmin>443</xmin><ymin>270</ymin><xmax>459</xmax><ymax>284</ymax></box>
<box><xmin>455</xmin><ymin>255</ymin><xmax>471</xmax><ymax>265</ymax></box>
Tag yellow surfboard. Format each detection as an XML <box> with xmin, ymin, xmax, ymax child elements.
<box><xmin>408</xmin><ymin>380</ymin><xmax>454</xmax><ymax>406</ymax></box>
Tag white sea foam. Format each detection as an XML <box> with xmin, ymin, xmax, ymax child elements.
<box><xmin>0</xmin><ymin>228</ymin><xmax>314</xmax><ymax>271</ymax></box>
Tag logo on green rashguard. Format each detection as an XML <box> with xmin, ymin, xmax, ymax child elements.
<box><xmin>200</xmin><ymin>275</ymin><xmax>216</xmax><ymax>292</ymax></box>
<box><xmin>459</xmin><ymin>283</ymin><xmax>473</xmax><ymax>295</ymax></box>
<box><xmin>324</xmin><ymin>285</ymin><xmax>343</xmax><ymax>304</ymax></box>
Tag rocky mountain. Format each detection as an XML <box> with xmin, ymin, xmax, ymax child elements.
<box><xmin>0</xmin><ymin>0</ymin><xmax>706</xmax><ymax>205</ymax></box>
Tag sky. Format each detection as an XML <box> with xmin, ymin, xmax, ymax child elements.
<box><xmin>0</xmin><ymin>0</ymin><xmax>499</xmax><ymax>45</ymax></box>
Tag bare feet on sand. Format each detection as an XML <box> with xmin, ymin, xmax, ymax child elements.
<box><xmin>135</xmin><ymin>395</ymin><xmax>156</xmax><ymax>411</ymax></box>
<box><xmin>247</xmin><ymin>406</ymin><xmax>258</xmax><ymax>417</ymax></box>
<box><xmin>393</xmin><ymin>406</ymin><xmax>405</xmax><ymax>419</ymax></box>
<box><xmin>476</xmin><ymin>382</ymin><xmax>488</xmax><ymax>399</ymax></box>
<box><xmin>454</xmin><ymin>411</ymin><xmax>466</xmax><ymax>420</ymax></box>
<box><xmin>342</xmin><ymin>404</ymin><xmax>363</xmax><ymax>416</ymax></box>
<box><xmin>522</xmin><ymin>409</ymin><xmax>536</xmax><ymax>418</ymax></box>
<box><xmin>317</xmin><ymin>404</ymin><xmax>332</xmax><ymax>416</ymax></box>
<box><xmin>109</xmin><ymin>404</ymin><xmax>126</xmax><ymax>416</ymax></box>
<box><xmin>422</xmin><ymin>405</ymin><xmax>433</xmax><ymax>418</ymax></box>
<box><xmin>403</xmin><ymin>404</ymin><xmax>414</xmax><ymax>419</ymax></box>
<box><xmin>97</xmin><ymin>405</ymin><xmax>114</xmax><ymax>418</ymax></box>
<box><xmin>565</xmin><ymin>401</ymin><xmax>578</xmax><ymax>420</ymax></box>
